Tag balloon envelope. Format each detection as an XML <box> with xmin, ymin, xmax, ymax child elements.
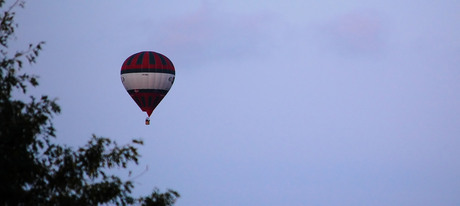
<box><xmin>121</xmin><ymin>51</ymin><xmax>175</xmax><ymax>116</ymax></box>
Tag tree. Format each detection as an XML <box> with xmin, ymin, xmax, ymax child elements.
<box><xmin>0</xmin><ymin>1</ymin><xmax>179</xmax><ymax>205</ymax></box>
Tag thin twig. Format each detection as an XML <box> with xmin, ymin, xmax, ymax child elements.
<box><xmin>7</xmin><ymin>0</ymin><xmax>22</xmax><ymax>12</ymax></box>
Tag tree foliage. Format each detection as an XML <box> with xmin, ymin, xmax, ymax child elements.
<box><xmin>0</xmin><ymin>1</ymin><xmax>179</xmax><ymax>205</ymax></box>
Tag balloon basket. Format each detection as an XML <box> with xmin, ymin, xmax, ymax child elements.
<box><xmin>145</xmin><ymin>117</ymin><xmax>150</xmax><ymax>125</ymax></box>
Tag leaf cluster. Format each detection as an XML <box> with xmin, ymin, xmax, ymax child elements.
<box><xmin>0</xmin><ymin>1</ymin><xmax>179</xmax><ymax>205</ymax></box>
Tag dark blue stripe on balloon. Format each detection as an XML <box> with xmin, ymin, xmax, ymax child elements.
<box><xmin>127</xmin><ymin>89</ymin><xmax>169</xmax><ymax>95</ymax></box>
<box><xmin>120</xmin><ymin>68</ymin><xmax>175</xmax><ymax>75</ymax></box>
<box><xmin>149</xmin><ymin>52</ymin><xmax>156</xmax><ymax>65</ymax></box>
<box><xmin>136</xmin><ymin>52</ymin><xmax>145</xmax><ymax>65</ymax></box>
<box><xmin>148</xmin><ymin>96</ymin><xmax>153</xmax><ymax>106</ymax></box>
<box><xmin>126</xmin><ymin>54</ymin><xmax>136</xmax><ymax>65</ymax></box>
<box><xmin>141</xmin><ymin>96</ymin><xmax>146</xmax><ymax>106</ymax></box>
<box><xmin>158</xmin><ymin>54</ymin><xmax>167</xmax><ymax>65</ymax></box>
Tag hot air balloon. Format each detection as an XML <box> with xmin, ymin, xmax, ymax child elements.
<box><xmin>121</xmin><ymin>51</ymin><xmax>175</xmax><ymax>125</ymax></box>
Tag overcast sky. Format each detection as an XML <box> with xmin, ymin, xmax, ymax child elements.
<box><xmin>12</xmin><ymin>0</ymin><xmax>460</xmax><ymax>205</ymax></box>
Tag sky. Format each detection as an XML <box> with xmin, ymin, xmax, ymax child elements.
<box><xmin>10</xmin><ymin>0</ymin><xmax>460</xmax><ymax>205</ymax></box>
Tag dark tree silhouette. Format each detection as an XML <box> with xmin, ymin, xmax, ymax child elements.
<box><xmin>0</xmin><ymin>1</ymin><xmax>179</xmax><ymax>205</ymax></box>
